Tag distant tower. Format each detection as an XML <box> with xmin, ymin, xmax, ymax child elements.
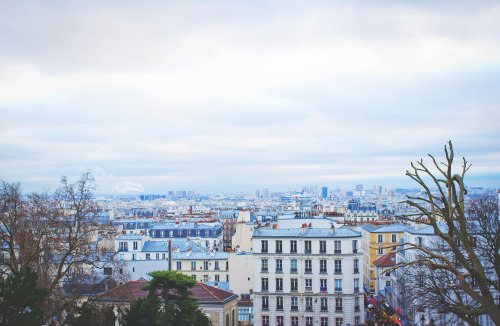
<box><xmin>322</xmin><ymin>187</ymin><xmax>328</xmax><ymax>199</ymax></box>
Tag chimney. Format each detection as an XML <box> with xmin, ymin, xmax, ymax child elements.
<box><xmin>330</xmin><ymin>224</ymin><xmax>335</xmax><ymax>235</ymax></box>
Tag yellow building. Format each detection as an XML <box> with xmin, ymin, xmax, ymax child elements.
<box><xmin>360</xmin><ymin>224</ymin><xmax>409</xmax><ymax>293</ymax></box>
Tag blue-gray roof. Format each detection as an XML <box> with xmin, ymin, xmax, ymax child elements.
<box><xmin>406</xmin><ymin>222</ymin><xmax>448</xmax><ymax>235</ymax></box>
<box><xmin>171</xmin><ymin>240</ymin><xmax>205</xmax><ymax>252</ymax></box>
<box><xmin>142</xmin><ymin>241</ymin><xmax>170</xmax><ymax>252</ymax></box>
<box><xmin>252</xmin><ymin>227</ymin><xmax>361</xmax><ymax>238</ymax></box>
<box><xmin>149</xmin><ymin>223</ymin><xmax>219</xmax><ymax>230</ymax></box>
<box><xmin>116</xmin><ymin>234</ymin><xmax>143</xmax><ymax>240</ymax></box>
<box><xmin>173</xmin><ymin>252</ymin><xmax>228</xmax><ymax>260</ymax></box>
<box><xmin>361</xmin><ymin>224</ymin><xmax>410</xmax><ymax>233</ymax></box>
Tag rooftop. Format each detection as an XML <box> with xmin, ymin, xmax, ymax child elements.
<box><xmin>252</xmin><ymin>227</ymin><xmax>361</xmax><ymax>238</ymax></box>
<box><xmin>361</xmin><ymin>224</ymin><xmax>410</xmax><ymax>233</ymax></box>
<box><xmin>373</xmin><ymin>251</ymin><xmax>396</xmax><ymax>267</ymax></box>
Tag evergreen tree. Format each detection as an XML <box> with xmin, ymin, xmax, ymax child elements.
<box><xmin>0</xmin><ymin>267</ymin><xmax>46</xmax><ymax>326</ymax></box>
<box><xmin>65</xmin><ymin>301</ymin><xmax>116</xmax><ymax>326</ymax></box>
<box><xmin>122</xmin><ymin>271</ymin><xmax>212</xmax><ymax>326</ymax></box>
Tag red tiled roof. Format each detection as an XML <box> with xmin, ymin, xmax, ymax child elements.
<box><xmin>96</xmin><ymin>280</ymin><xmax>237</xmax><ymax>305</ymax></box>
<box><xmin>373</xmin><ymin>252</ymin><xmax>396</xmax><ymax>267</ymax></box>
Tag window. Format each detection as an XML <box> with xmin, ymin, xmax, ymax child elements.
<box><xmin>305</xmin><ymin>278</ymin><xmax>312</xmax><ymax>292</ymax></box>
<box><xmin>320</xmin><ymin>297</ymin><xmax>328</xmax><ymax>311</ymax></box>
<box><xmin>355</xmin><ymin>297</ymin><xmax>360</xmax><ymax>311</ymax></box>
<box><xmin>226</xmin><ymin>274</ymin><xmax>229</xmax><ymax>282</ymax></box>
<box><xmin>334</xmin><ymin>260</ymin><xmax>342</xmax><ymax>273</ymax></box>
<box><xmin>276</xmin><ymin>316</ymin><xmax>284</xmax><ymax>326</ymax></box>
<box><xmin>191</xmin><ymin>262</ymin><xmax>196</xmax><ymax>270</ymax></box>
<box><xmin>377</xmin><ymin>247</ymin><xmax>384</xmax><ymax>255</ymax></box>
<box><xmin>262</xmin><ymin>316</ymin><xmax>269</xmax><ymax>326</ymax></box>
<box><xmin>276</xmin><ymin>259</ymin><xmax>283</xmax><ymax>272</ymax></box>
<box><xmin>262</xmin><ymin>296</ymin><xmax>269</xmax><ymax>309</ymax></box>
<box><xmin>321</xmin><ymin>317</ymin><xmax>328</xmax><ymax>326</ymax></box>
<box><xmin>203</xmin><ymin>274</ymin><xmax>209</xmax><ymax>282</ymax></box>
<box><xmin>290</xmin><ymin>240</ymin><xmax>297</xmax><ymax>253</ymax></box>
<box><xmin>334</xmin><ymin>241</ymin><xmax>341</xmax><ymax>254</ymax></box>
<box><xmin>191</xmin><ymin>275</ymin><xmax>196</xmax><ymax>280</ymax></box>
<box><xmin>320</xmin><ymin>278</ymin><xmax>327</xmax><ymax>292</ymax></box>
<box><xmin>156</xmin><ymin>253</ymin><xmax>160</xmax><ymax>260</ymax></box>
<box><xmin>320</xmin><ymin>240</ymin><xmax>326</xmax><ymax>253</ymax></box>
<box><xmin>320</xmin><ymin>259</ymin><xmax>327</xmax><ymax>273</ymax></box>
<box><xmin>146</xmin><ymin>253</ymin><xmax>151</xmax><ymax>260</ymax></box>
<box><xmin>471</xmin><ymin>277</ymin><xmax>478</xmax><ymax>287</ymax></box>
<box><xmin>355</xmin><ymin>316</ymin><xmax>360</xmax><ymax>324</ymax></box>
<box><xmin>290</xmin><ymin>259</ymin><xmax>298</xmax><ymax>273</ymax></box>
<box><xmin>417</xmin><ymin>236</ymin><xmax>423</xmax><ymax>246</ymax></box>
<box><xmin>354</xmin><ymin>259</ymin><xmax>359</xmax><ymax>273</ymax></box>
<box><xmin>335</xmin><ymin>279</ymin><xmax>342</xmax><ymax>292</ymax></box>
<box><xmin>392</xmin><ymin>234</ymin><xmax>397</xmax><ymax>242</ymax></box>
<box><xmin>177</xmin><ymin>261</ymin><xmax>182</xmax><ymax>270</ymax></box>
<box><xmin>204</xmin><ymin>261</ymin><xmax>209</xmax><ymax>270</ymax></box>
<box><xmin>162</xmin><ymin>253</ymin><xmax>166</xmax><ymax>260</ymax></box>
<box><xmin>215</xmin><ymin>274</ymin><xmax>220</xmax><ymax>282</ymax></box>
<box><xmin>305</xmin><ymin>260</ymin><xmax>312</xmax><ymax>273</ymax></box>
<box><xmin>470</xmin><ymin>236</ymin><xmax>477</xmax><ymax>247</ymax></box>
<box><xmin>352</xmin><ymin>239</ymin><xmax>358</xmax><ymax>253</ymax></box>
<box><xmin>291</xmin><ymin>278</ymin><xmax>298</xmax><ymax>291</ymax></box>
<box><xmin>336</xmin><ymin>317</ymin><xmax>343</xmax><ymax>326</ymax></box>
<box><xmin>335</xmin><ymin>297</ymin><xmax>343</xmax><ymax>311</ymax></box>
<box><xmin>133</xmin><ymin>241</ymin><xmax>138</xmax><ymax>250</ymax></box>
<box><xmin>214</xmin><ymin>261</ymin><xmax>219</xmax><ymax>270</ymax></box>
<box><xmin>291</xmin><ymin>296</ymin><xmax>298</xmax><ymax>310</ymax></box>
<box><xmin>385</xmin><ymin>271</ymin><xmax>391</xmax><ymax>277</ymax></box>
<box><xmin>305</xmin><ymin>297</ymin><xmax>313</xmax><ymax>310</ymax></box>
<box><xmin>119</xmin><ymin>242</ymin><xmax>128</xmax><ymax>251</ymax></box>
<box><xmin>291</xmin><ymin>316</ymin><xmax>298</xmax><ymax>326</ymax></box>
<box><xmin>261</xmin><ymin>240</ymin><xmax>268</xmax><ymax>253</ymax></box>
<box><xmin>276</xmin><ymin>240</ymin><xmax>282</xmax><ymax>253</ymax></box>
<box><xmin>276</xmin><ymin>278</ymin><xmax>283</xmax><ymax>291</ymax></box>
<box><xmin>104</xmin><ymin>267</ymin><xmax>112</xmax><ymax>275</ymax></box>
<box><xmin>306</xmin><ymin>316</ymin><xmax>313</xmax><ymax>326</ymax></box>
<box><xmin>378</xmin><ymin>234</ymin><xmax>384</xmax><ymax>243</ymax></box>
<box><xmin>169</xmin><ymin>230</ymin><xmax>174</xmax><ymax>237</ymax></box>
<box><xmin>276</xmin><ymin>296</ymin><xmax>283</xmax><ymax>310</ymax></box>
<box><xmin>226</xmin><ymin>261</ymin><xmax>229</xmax><ymax>270</ymax></box>
<box><xmin>386</xmin><ymin>280</ymin><xmax>391</xmax><ymax>287</ymax></box>
<box><xmin>261</xmin><ymin>259</ymin><xmax>268</xmax><ymax>272</ymax></box>
<box><xmin>354</xmin><ymin>278</ymin><xmax>359</xmax><ymax>292</ymax></box>
<box><xmin>132</xmin><ymin>254</ymin><xmax>136</xmax><ymax>260</ymax></box>
<box><xmin>305</xmin><ymin>240</ymin><xmax>312</xmax><ymax>254</ymax></box>
<box><xmin>261</xmin><ymin>278</ymin><xmax>268</xmax><ymax>291</ymax></box>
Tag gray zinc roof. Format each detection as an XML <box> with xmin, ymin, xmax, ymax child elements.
<box><xmin>252</xmin><ymin>227</ymin><xmax>361</xmax><ymax>238</ymax></box>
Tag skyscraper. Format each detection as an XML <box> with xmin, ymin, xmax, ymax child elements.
<box><xmin>322</xmin><ymin>187</ymin><xmax>328</xmax><ymax>199</ymax></box>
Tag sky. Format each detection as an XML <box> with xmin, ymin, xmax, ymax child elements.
<box><xmin>1</xmin><ymin>0</ymin><xmax>500</xmax><ymax>194</ymax></box>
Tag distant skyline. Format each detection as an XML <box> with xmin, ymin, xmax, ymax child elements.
<box><xmin>1</xmin><ymin>1</ymin><xmax>500</xmax><ymax>194</ymax></box>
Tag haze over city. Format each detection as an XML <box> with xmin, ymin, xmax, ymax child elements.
<box><xmin>1</xmin><ymin>0</ymin><xmax>499</xmax><ymax>193</ymax></box>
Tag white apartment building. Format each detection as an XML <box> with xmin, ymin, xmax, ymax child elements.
<box><xmin>252</xmin><ymin>226</ymin><xmax>364</xmax><ymax>326</ymax></box>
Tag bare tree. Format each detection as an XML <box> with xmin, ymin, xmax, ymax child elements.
<box><xmin>0</xmin><ymin>173</ymin><xmax>128</xmax><ymax>324</ymax></box>
<box><xmin>388</xmin><ymin>142</ymin><xmax>500</xmax><ymax>325</ymax></box>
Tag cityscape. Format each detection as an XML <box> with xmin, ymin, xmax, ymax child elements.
<box><xmin>1</xmin><ymin>0</ymin><xmax>500</xmax><ymax>326</ymax></box>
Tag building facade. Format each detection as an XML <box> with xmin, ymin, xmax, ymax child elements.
<box><xmin>252</xmin><ymin>226</ymin><xmax>364</xmax><ymax>326</ymax></box>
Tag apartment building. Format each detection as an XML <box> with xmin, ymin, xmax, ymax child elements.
<box><xmin>252</xmin><ymin>226</ymin><xmax>364</xmax><ymax>326</ymax></box>
<box><xmin>172</xmin><ymin>251</ymin><xmax>229</xmax><ymax>284</ymax></box>
<box><xmin>360</xmin><ymin>224</ymin><xmax>409</xmax><ymax>293</ymax></box>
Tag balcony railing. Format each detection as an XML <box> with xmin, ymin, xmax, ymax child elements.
<box><xmin>261</xmin><ymin>268</ymin><xmax>268</xmax><ymax>273</ymax></box>
<box><xmin>334</xmin><ymin>249</ymin><xmax>341</xmax><ymax>254</ymax></box>
<box><xmin>291</xmin><ymin>305</ymin><xmax>298</xmax><ymax>311</ymax></box>
<box><xmin>305</xmin><ymin>249</ymin><xmax>312</xmax><ymax>254</ymax></box>
<box><xmin>354</xmin><ymin>287</ymin><xmax>360</xmax><ymax>293</ymax></box>
<box><xmin>334</xmin><ymin>270</ymin><xmax>342</xmax><ymax>274</ymax></box>
<box><xmin>276</xmin><ymin>268</ymin><xmax>282</xmax><ymax>273</ymax></box>
<box><xmin>305</xmin><ymin>305</ymin><xmax>313</xmax><ymax>311</ymax></box>
<box><xmin>354</xmin><ymin>268</ymin><xmax>359</xmax><ymax>274</ymax></box>
<box><xmin>305</xmin><ymin>268</ymin><xmax>312</xmax><ymax>273</ymax></box>
<box><xmin>118</xmin><ymin>248</ymin><xmax>128</xmax><ymax>252</ymax></box>
<box><xmin>353</xmin><ymin>249</ymin><xmax>358</xmax><ymax>253</ymax></box>
<box><xmin>321</xmin><ymin>306</ymin><xmax>328</xmax><ymax>311</ymax></box>
<box><xmin>355</xmin><ymin>306</ymin><xmax>360</xmax><ymax>312</ymax></box>
<box><xmin>290</xmin><ymin>268</ymin><xmax>297</xmax><ymax>273</ymax></box>
<box><xmin>320</xmin><ymin>287</ymin><xmax>327</xmax><ymax>292</ymax></box>
<box><xmin>305</xmin><ymin>286</ymin><xmax>313</xmax><ymax>292</ymax></box>
<box><xmin>290</xmin><ymin>249</ymin><xmax>297</xmax><ymax>254</ymax></box>
<box><xmin>335</xmin><ymin>287</ymin><xmax>342</xmax><ymax>292</ymax></box>
<box><xmin>276</xmin><ymin>305</ymin><xmax>283</xmax><ymax>311</ymax></box>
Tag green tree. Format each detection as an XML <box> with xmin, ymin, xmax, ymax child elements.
<box><xmin>122</xmin><ymin>271</ymin><xmax>212</xmax><ymax>326</ymax></box>
<box><xmin>65</xmin><ymin>301</ymin><xmax>116</xmax><ymax>326</ymax></box>
<box><xmin>0</xmin><ymin>267</ymin><xmax>47</xmax><ymax>326</ymax></box>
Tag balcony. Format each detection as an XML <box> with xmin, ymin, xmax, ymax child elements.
<box><xmin>334</xmin><ymin>270</ymin><xmax>342</xmax><ymax>275</ymax></box>
<box><xmin>334</xmin><ymin>250</ymin><xmax>341</xmax><ymax>254</ymax></box>
<box><xmin>335</xmin><ymin>307</ymin><xmax>343</xmax><ymax>312</ymax></box>
<box><xmin>319</xmin><ymin>250</ymin><xmax>326</xmax><ymax>254</ymax></box>
<box><xmin>262</xmin><ymin>305</ymin><xmax>269</xmax><ymax>311</ymax></box>
<box><xmin>354</xmin><ymin>268</ymin><xmax>359</xmax><ymax>274</ymax></box>
<box><xmin>276</xmin><ymin>305</ymin><xmax>283</xmax><ymax>311</ymax></box>
<box><xmin>320</xmin><ymin>269</ymin><xmax>327</xmax><ymax>274</ymax></box>
<box><xmin>305</xmin><ymin>306</ymin><xmax>313</xmax><ymax>311</ymax></box>
<box><xmin>262</xmin><ymin>249</ymin><xmax>268</xmax><ymax>253</ymax></box>
<box><xmin>353</xmin><ymin>249</ymin><xmax>358</xmax><ymax>253</ymax></box>
<box><xmin>320</xmin><ymin>287</ymin><xmax>327</xmax><ymax>292</ymax></box>
<box><xmin>290</xmin><ymin>249</ymin><xmax>297</xmax><ymax>254</ymax></box>
<box><xmin>291</xmin><ymin>305</ymin><xmax>298</xmax><ymax>311</ymax></box>
<box><xmin>305</xmin><ymin>268</ymin><xmax>312</xmax><ymax>274</ymax></box>
<box><xmin>305</xmin><ymin>249</ymin><xmax>312</xmax><ymax>254</ymax></box>
<box><xmin>305</xmin><ymin>286</ymin><xmax>313</xmax><ymax>292</ymax></box>
<box><xmin>354</xmin><ymin>287</ymin><xmax>360</xmax><ymax>293</ymax></box>
<box><xmin>291</xmin><ymin>288</ymin><xmax>298</xmax><ymax>292</ymax></box>
<box><xmin>355</xmin><ymin>306</ymin><xmax>360</xmax><ymax>312</ymax></box>
<box><xmin>261</xmin><ymin>268</ymin><xmax>268</xmax><ymax>273</ymax></box>
<box><xmin>335</xmin><ymin>287</ymin><xmax>342</xmax><ymax>293</ymax></box>
<box><xmin>276</xmin><ymin>268</ymin><xmax>283</xmax><ymax>273</ymax></box>
<box><xmin>290</xmin><ymin>268</ymin><xmax>297</xmax><ymax>273</ymax></box>
<box><xmin>118</xmin><ymin>248</ymin><xmax>128</xmax><ymax>252</ymax></box>
<box><xmin>321</xmin><ymin>306</ymin><xmax>328</xmax><ymax>312</ymax></box>
<box><xmin>262</xmin><ymin>287</ymin><xmax>268</xmax><ymax>292</ymax></box>
<box><xmin>276</xmin><ymin>249</ymin><xmax>282</xmax><ymax>254</ymax></box>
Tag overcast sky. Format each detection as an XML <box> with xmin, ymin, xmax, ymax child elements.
<box><xmin>1</xmin><ymin>0</ymin><xmax>499</xmax><ymax>194</ymax></box>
